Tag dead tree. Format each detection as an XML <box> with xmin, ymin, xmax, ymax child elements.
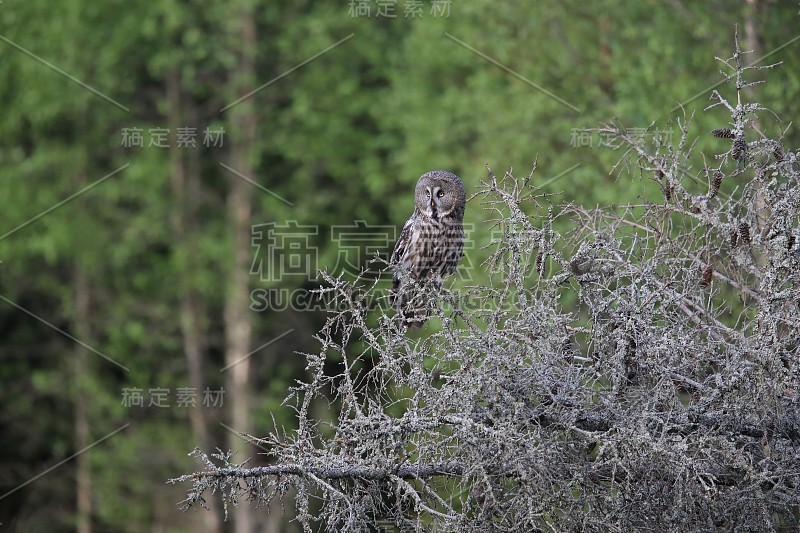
<box><xmin>171</xmin><ymin>35</ymin><xmax>800</xmax><ymax>532</ymax></box>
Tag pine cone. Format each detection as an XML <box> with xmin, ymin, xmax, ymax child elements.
<box><xmin>774</xmin><ymin>143</ymin><xmax>784</xmax><ymax>162</ymax></box>
<box><xmin>731</xmin><ymin>136</ymin><xmax>747</xmax><ymax>161</ymax></box>
<box><xmin>709</xmin><ymin>170</ymin><xmax>723</xmax><ymax>197</ymax></box>
<box><xmin>738</xmin><ymin>222</ymin><xmax>751</xmax><ymax>245</ymax></box>
<box><xmin>712</xmin><ymin>128</ymin><xmax>735</xmax><ymax>139</ymax></box>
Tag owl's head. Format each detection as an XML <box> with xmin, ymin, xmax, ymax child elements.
<box><xmin>414</xmin><ymin>170</ymin><xmax>466</xmax><ymax>221</ymax></box>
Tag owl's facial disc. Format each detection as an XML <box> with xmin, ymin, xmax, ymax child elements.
<box><xmin>426</xmin><ymin>186</ymin><xmax>440</xmax><ymax>219</ymax></box>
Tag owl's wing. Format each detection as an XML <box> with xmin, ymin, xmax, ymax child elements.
<box><xmin>390</xmin><ymin>216</ymin><xmax>427</xmax><ymax>328</ymax></box>
<box><xmin>391</xmin><ymin>216</ymin><xmax>415</xmax><ymax>267</ymax></box>
<box><xmin>390</xmin><ymin>216</ymin><xmax>416</xmax><ymax>298</ymax></box>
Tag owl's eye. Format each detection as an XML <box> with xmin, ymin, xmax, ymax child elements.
<box><xmin>426</xmin><ymin>189</ymin><xmax>431</xmax><ymax>197</ymax></box>
<box><xmin>436</xmin><ymin>190</ymin><xmax>445</xmax><ymax>198</ymax></box>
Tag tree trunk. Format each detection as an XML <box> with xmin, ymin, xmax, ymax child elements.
<box><xmin>167</xmin><ymin>66</ymin><xmax>223</xmax><ymax>532</ymax></box>
<box><xmin>73</xmin><ymin>247</ymin><xmax>92</xmax><ymax>533</ymax></box>
<box><xmin>743</xmin><ymin>0</ymin><xmax>759</xmax><ymax>61</ymax></box>
<box><xmin>224</xmin><ymin>5</ymin><xmax>258</xmax><ymax>532</ymax></box>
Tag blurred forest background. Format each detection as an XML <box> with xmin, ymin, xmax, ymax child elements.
<box><xmin>1</xmin><ymin>0</ymin><xmax>799</xmax><ymax>531</ymax></box>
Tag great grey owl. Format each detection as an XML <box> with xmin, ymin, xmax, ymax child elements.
<box><xmin>390</xmin><ymin>170</ymin><xmax>466</xmax><ymax>328</ymax></box>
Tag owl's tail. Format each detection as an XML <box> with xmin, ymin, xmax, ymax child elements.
<box><xmin>390</xmin><ymin>274</ymin><xmax>436</xmax><ymax>329</ymax></box>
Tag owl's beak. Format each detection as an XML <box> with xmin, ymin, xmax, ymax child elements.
<box><xmin>430</xmin><ymin>199</ymin><xmax>438</xmax><ymax>219</ymax></box>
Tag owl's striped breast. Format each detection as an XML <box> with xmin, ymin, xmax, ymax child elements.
<box><xmin>402</xmin><ymin>215</ymin><xmax>464</xmax><ymax>280</ymax></box>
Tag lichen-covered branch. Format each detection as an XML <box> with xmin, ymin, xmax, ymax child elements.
<box><xmin>172</xmin><ymin>36</ymin><xmax>800</xmax><ymax>532</ymax></box>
